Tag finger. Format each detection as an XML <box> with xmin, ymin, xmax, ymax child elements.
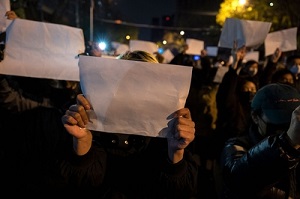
<box><xmin>66</xmin><ymin>109</ymin><xmax>87</xmax><ymax>127</ymax></box>
<box><xmin>179</xmin><ymin>130</ymin><xmax>195</xmax><ymax>143</ymax></box>
<box><xmin>68</xmin><ymin>105</ymin><xmax>89</xmax><ymax>125</ymax></box>
<box><xmin>175</xmin><ymin>108</ymin><xmax>192</xmax><ymax>119</ymax></box>
<box><xmin>76</xmin><ymin>94</ymin><xmax>91</xmax><ymax>110</ymax></box>
<box><xmin>177</xmin><ymin>117</ymin><xmax>195</xmax><ymax>129</ymax></box>
<box><xmin>173</xmin><ymin>127</ymin><xmax>195</xmax><ymax>146</ymax></box>
<box><xmin>177</xmin><ymin>122</ymin><xmax>195</xmax><ymax>135</ymax></box>
<box><xmin>174</xmin><ymin>118</ymin><xmax>195</xmax><ymax>139</ymax></box>
<box><xmin>61</xmin><ymin>114</ymin><xmax>79</xmax><ymax>126</ymax></box>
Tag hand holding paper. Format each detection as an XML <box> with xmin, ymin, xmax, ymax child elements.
<box><xmin>78</xmin><ymin>55</ymin><xmax>192</xmax><ymax>137</ymax></box>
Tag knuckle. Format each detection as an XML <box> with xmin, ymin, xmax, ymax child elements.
<box><xmin>73</xmin><ymin>112</ymin><xmax>82</xmax><ymax>120</ymax></box>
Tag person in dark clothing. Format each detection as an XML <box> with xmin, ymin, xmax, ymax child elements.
<box><xmin>169</xmin><ymin>44</ymin><xmax>193</xmax><ymax>66</ymax></box>
<box><xmin>259</xmin><ymin>48</ymin><xmax>284</xmax><ymax>88</ymax></box>
<box><xmin>0</xmin><ymin>106</ymin><xmax>69</xmax><ymax>197</ymax></box>
<box><xmin>59</xmin><ymin>51</ymin><xmax>198</xmax><ymax>199</ymax></box>
<box><xmin>212</xmin><ymin>45</ymin><xmax>257</xmax><ymax>155</ymax></box>
<box><xmin>285</xmin><ymin>54</ymin><xmax>300</xmax><ymax>92</ymax></box>
<box><xmin>184</xmin><ymin>49</ymin><xmax>219</xmax><ymax>199</ymax></box>
<box><xmin>220</xmin><ymin>83</ymin><xmax>300</xmax><ymax>199</ymax></box>
<box><xmin>271</xmin><ymin>68</ymin><xmax>295</xmax><ymax>86</ymax></box>
<box><xmin>211</xmin><ymin>46</ymin><xmax>258</xmax><ymax>198</ymax></box>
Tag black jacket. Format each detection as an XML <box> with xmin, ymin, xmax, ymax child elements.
<box><xmin>220</xmin><ymin>125</ymin><xmax>300</xmax><ymax>199</ymax></box>
<box><xmin>60</xmin><ymin>132</ymin><xmax>199</xmax><ymax>199</ymax></box>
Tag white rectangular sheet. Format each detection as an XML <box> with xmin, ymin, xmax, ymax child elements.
<box><xmin>79</xmin><ymin>55</ymin><xmax>192</xmax><ymax>137</ymax></box>
<box><xmin>244</xmin><ymin>51</ymin><xmax>259</xmax><ymax>62</ymax></box>
<box><xmin>0</xmin><ymin>18</ymin><xmax>85</xmax><ymax>81</ymax></box>
<box><xmin>264</xmin><ymin>27</ymin><xmax>297</xmax><ymax>57</ymax></box>
<box><xmin>185</xmin><ymin>38</ymin><xmax>204</xmax><ymax>55</ymax></box>
<box><xmin>218</xmin><ymin>18</ymin><xmax>272</xmax><ymax>49</ymax></box>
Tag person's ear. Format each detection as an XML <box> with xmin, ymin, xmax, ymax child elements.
<box><xmin>251</xmin><ymin>111</ymin><xmax>259</xmax><ymax>125</ymax></box>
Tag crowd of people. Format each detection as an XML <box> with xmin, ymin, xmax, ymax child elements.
<box><xmin>0</xmin><ymin>10</ymin><xmax>300</xmax><ymax>199</ymax></box>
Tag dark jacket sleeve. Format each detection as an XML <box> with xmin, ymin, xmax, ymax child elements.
<box><xmin>158</xmin><ymin>150</ymin><xmax>199</xmax><ymax>198</ymax></box>
<box><xmin>60</xmin><ymin>143</ymin><xmax>107</xmax><ymax>188</ymax></box>
<box><xmin>221</xmin><ymin>132</ymin><xmax>300</xmax><ymax>197</ymax></box>
<box><xmin>259</xmin><ymin>58</ymin><xmax>278</xmax><ymax>88</ymax></box>
<box><xmin>216</xmin><ymin>66</ymin><xmax>239</xmax><ymax>113</ymax></box>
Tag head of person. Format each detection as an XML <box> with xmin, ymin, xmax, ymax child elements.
<box><xmin>271</xmin><ymin>68</ymin><xmax>295</xmax><ymax>86</ymax></box>
<box><xmin>117</xmin><ymin>50</ymin><xmax>159</xmax><ymax>63</ymax></box>
<box><xmin>237</xmin><ymin>78</ymin><xmax>257</xmax><ymax>106</ymax></box>
<box><xmin>251</xmin><ymin>83</ymin><xmax>300</xmax><ymax>137</ymax></box>
<box><xmin>286</xmin><ymin>54</ymin><xmax>300</xmax><ymax>75</ymax></box>
<box><xmin>240</xmin><ymin>60</ymin><xmax>259</xmax><ymax>77</ymax></box>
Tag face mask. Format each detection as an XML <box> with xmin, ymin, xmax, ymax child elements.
<box><xmin>258</xmin><ymin>117</ymin><xmax>289</xmax><ymax>137</ymax></box>
<box><xmin>248</xmin><ymin>68</ymin><xmax>258</xmax><ymax>77</ymax></box>
<box><xmin>289</xmin><ymin>64</ymin><xmax>300</xmax><ymax>74</ymax></box>
<box><xmin>239</xmin><ymin>91</ymin><xmax>256</xmax><ymax>106</ymax></box>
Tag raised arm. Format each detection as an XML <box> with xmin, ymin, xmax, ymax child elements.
<box><xmin>61</xmin><ymin>94</ymin><xmax>93</xmax><ymax>155</ymax></box>
<box><xmin>167</xmin><ymin>108</ymin><xmax>195</xmax><ymax>163</ymax></box>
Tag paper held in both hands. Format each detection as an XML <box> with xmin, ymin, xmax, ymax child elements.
<box><xmin>79</xmin><ymin>56</ymin><xmax>192</xmax><ymax>138</ymax></box>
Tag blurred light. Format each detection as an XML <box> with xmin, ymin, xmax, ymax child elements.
<box><xmin>158</xmin><ymin>48</ymin><xmax>164</xmax><ymax>54</ymax></box>
<box><xmin>180</xmin><ymin>30</ymin><xmax>185</xmax><ymax>35</ymax></box>
<box><xmin>193</xmin><ymin>55</ymin><xmax>200</xmax><ymax>61</ymax></box>
<box><xmin>165</xmin><ymin>16</ymin><xmax>170</xmax><ymax>21</ymax></box>
<box><xmin>114</xmin><ymin>19</ymin><xmax>122</xmax><ymax>24</ymax></box>
<box><xmin>125</xmin><ymin>35</ymin><xmax>130</xmax><ymax>40</ymax></box>
<box><xmin>98</xmin><ymin>42</ymin><xmax>107</xmax><ymax>50</ymax></box>
<box><xmin>239</xmin><ymin>0</ymin><xmax>246</xmax><ymax>5</ymax></box>
<box><xmin>162</xmin><ymin>40</ymin><xmax>167</xmax><ymax>45</ymax></box>
<box><xmin>269</xmin><ymin>2</ymin><xmax>274</xmax><ymax>6</ymax></box>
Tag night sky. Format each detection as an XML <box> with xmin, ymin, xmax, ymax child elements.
<box><xmin>116</xmin><ymin>0</ymin><xmax>176</xmax><ymax>40</ymax></box>
<box><xmin>117</xmin><ymin>0</ymin><xmax>176</xmax><ymax>24</ymax></box>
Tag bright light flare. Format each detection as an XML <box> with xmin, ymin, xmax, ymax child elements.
<box><xmin>98</xmin><ymin>42</ymin><xmax>107</xmax><ymax>50</ymax></box>
<box><xmin>239</xmin><ymin>0</ymin><xmax>246</xmax><ymax>5</ymax></box>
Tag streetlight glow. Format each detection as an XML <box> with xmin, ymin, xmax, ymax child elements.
<box><xmin>239</xmin><ymin>0</ymin><xmax>246</xmax><ymax>5</ymax></box>
<box><xmin>98</xmin><ymin>42</ymin><xmax>106</xmax><ymax>50</ymax></box>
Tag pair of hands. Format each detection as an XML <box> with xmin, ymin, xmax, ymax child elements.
<box><xmin>61</xmin><ymin>94</ymin><xmax>196</xmax><ymax>163</ymax></box>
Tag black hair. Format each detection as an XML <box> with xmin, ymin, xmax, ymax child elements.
<box><xmin>244</xmin><ymin>60</ymin><xmax>258</xmax><ymax>69</ymax></box>
<box><xmin>286</xmin><ymin>54</ymin><xmax>300</xmax><ymax>66</ymax></box>
<box><xmin>271</xmin><ymin>69</ymin><xmax>295</xmax><ymax>84</ymax></box>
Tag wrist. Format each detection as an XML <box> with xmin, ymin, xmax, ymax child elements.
<box><xmin>168</xmin><ymin>149</ymin><xmax>184</xmax><ymax>164</ymax></box>
<box><xmin>73</xmin><ymin>131</ymin><xmax>93</xmax><ymax>155</ymax></box>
